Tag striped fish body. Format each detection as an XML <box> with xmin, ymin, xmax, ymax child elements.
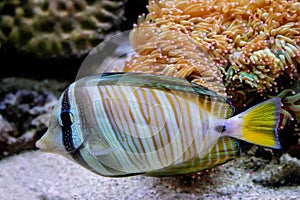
<box><xmin>146</xmin><ymin>136</ymin><xmax>240</xmax><ymax>177</ymax></box>
<box><xmin>36</xmin><ymin>73</ymin><xmax>281</xmax><ymax>177</ymax></box>
<box><xmin>54</xmin><ymin>73</ymin><xmax>233</xmax><ymax>176</ymax></box>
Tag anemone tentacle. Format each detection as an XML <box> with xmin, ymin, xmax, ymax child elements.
<box><xmin>122</xmin><ymin>0</ymin><xmax>299</xmax><ymax>103</ymax></box>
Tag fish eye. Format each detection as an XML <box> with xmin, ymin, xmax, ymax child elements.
<box><xmin>58</xmin><ymin>111</ymin><xmax>75</xmax><ymax>127</ymax></box>
<box><xmin>215</xmin><ymin>125</ymin><xmax>226</xmax><ymax>133</ymax></box>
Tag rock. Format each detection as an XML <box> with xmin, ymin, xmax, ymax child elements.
<box><xmin>0</xmin><ymin>78</ymin><xmax>60</xmax><ymax>159</ymax></box>
<box><xmin>29</xmin><ymin>106</ymin><xmax>45</xmax><ymax>115</ymax></box>
<box><xmin>0</xmin><ymin>114</ymin><xmax>18</xmax><ymax>157</ymax></box>
<box><xmin>0</xmin><ymin>114</ymin><xmax>18</xmax><ymax>143</ymax></box>
<box><xmin>253</xmin><ymin>154</ymin><xmax>300</xmax><ymax>186</ymax></box>
<box><xmin>31</xmin><ymin>113</ymin><xmax>52</xmax><ymax>131</ymax></box>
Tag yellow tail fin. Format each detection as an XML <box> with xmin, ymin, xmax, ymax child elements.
<box><xmin>237</xmin><ymin>98</ymin><xmax>281</xmax><ymax>149</ymax></box>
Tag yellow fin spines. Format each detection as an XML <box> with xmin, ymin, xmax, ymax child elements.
<box><xmin>241</xmin><ymin>98</ymin><xmax>281</xmax><ymax>149</ymax></box>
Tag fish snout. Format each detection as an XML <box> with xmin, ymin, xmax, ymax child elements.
<box><xmin>35</xmin><ymin>136</ymin><xmax>56</xmax><ymax>152</ymax></box>
<box><xmin>35</xmin><ymin>139</ymin><xmax>43</xmax><ymax>149</ymax></box>
<box><xmin>35</xmin><ymin>129</ymin><xmax>65</xmax><ymax>154</ymax></box>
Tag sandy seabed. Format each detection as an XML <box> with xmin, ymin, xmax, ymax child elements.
<box><xmin>0</xmin><ymin>151</ymin><xmax>299</xmax><ymax>200</ymax></box>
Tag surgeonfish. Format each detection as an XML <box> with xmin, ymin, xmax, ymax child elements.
<box><xmin>36</xmin><ymin>73</ymin><xmax>281</xmax><ymax>177</ymax></box>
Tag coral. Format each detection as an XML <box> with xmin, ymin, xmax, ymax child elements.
<box><xmin>124</xmin><ymin>0</ymin><xmax>300</xmax><ymax>104</ymax></box>
<box><xmin>0</xmin><ymin>0</ymin><xmax>125</xmax><ymax>58</ymax></box>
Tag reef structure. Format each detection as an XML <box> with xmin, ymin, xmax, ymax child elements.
<box><xmin>0</xmin><ymin>0</ymin><xmax>125</xmax><ymax>58</ymax></box>
<box><xmin>124</xmin><ymin>0</ymin><xmax>300</xmax><ymax>105</ymax></box>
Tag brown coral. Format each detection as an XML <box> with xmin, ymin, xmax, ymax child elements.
<box><xmin>0</xmin><ymin>0</ymin><xmax>125</xmax><ymax>58</ymax></box>
<box><xmin>123</xmin><ymin>0</ymin><xmax>300</xmax><ymax>104</ymax></box>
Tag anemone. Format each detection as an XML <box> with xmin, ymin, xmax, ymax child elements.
<box><xmin>277</xmin><ymin>89</ymin><xmax>300</xmax><ymax>126</ymax></box>
<box><xmin>124</xmin><ymin>0</ymin><xmax>300</xmax><ymax>104</ymax></box>
<box><xmin>125</xmin><ymin>26</ymin><xmax>227</xmax><ymax>96</ymax></box>
<box><xmin>284</xmin><ymin>92</ymin><xmax>300</xmax><ymax>113</ymax></box>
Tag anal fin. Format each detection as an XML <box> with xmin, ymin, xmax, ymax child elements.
<box><xmin>146</xmin><ymin>136</ymin><xmax>240</xmax><ymax>177</ymax></box>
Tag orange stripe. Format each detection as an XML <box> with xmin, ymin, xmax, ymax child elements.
<box><xmin>145</xmin><ymin>88</ymin><xmax>167</xmax><ymax>167</ymax></box>
<box><xmin>151</xmin><ymin>89</ymin><xmax>174</xmax><ymax>165</ymax></box>
<box><xmin>182</xmin><ymin>92</ymin><xmax>195</xmax><ymax>161</ymax></box>
<box><xmin>102</xmin><ymin>86</ymin><xmax>141</xmax><ymax>170</ymax></box>
<box><xmin>135</xmin><ymin>88</ymin><xmax>163</xmax><ymax>165</ymax></box>
<box><xmin>134</xmin><ymin>88</ymin><xmax>151</xmax><ymax>125</ymax></box>
<box><xmin>165</xmin><ymin>91</ymin><xmax>187</xmax><ymax>162</ymax></box>
<box><xmin>117</xmin><ymin>86</ymin><xmax>152</xmax><ymax>168</ymax></box>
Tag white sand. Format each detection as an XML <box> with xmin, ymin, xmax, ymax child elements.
<box><xmin>0</xmin><ymin>151</ymin><xmax>299</xmax><ymax>200</ymax></box>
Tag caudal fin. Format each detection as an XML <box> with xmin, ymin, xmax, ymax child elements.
<box><xmin>237</xmin><ymin>98</ymin><xmax>281</xmax><ymax>149</ymax></box>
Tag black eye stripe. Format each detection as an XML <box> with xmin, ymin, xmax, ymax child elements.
<box><xmin>61</xmin><ymin>87</ymin><xmax>75</xmax><ymax>152</ymax></box>
<box><xmin>62</xmin><ymin>88</ymin><xmax>70</xmax><ymax>111</ymax></box>
<box><xmin>60</xmin><ymin>87</ymin><xmax>97</xmax><ymax>173</ymax></box>
<box><xmin>60</xmin><ymin>111</ymin><xmax>73</xmax><ymax>127</ymax></box>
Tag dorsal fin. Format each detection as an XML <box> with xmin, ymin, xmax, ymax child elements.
<box><xmin>96</xmin><ymin>72</ymin><xmax>218</xmax><ymax>97</ymax></box>
<box><xmin>77</xmin><ymin>72</ymin><xmax>235</xmax><ymax>118</ymax></box>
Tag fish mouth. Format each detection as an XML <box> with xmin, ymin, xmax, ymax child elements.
<box><xmin>35</xmin><ymin>129</ymin><xmax>63</xmax><ymax>153</ymax></box>
<box><xmin>35</xmin><ymin>138</ymin><xmax>53</xmax><ymax>152</ymax></box>
<box><xmin>35</xmin><ymin>138</ymin><xmax>66</xmax><ymax>154</ymax></box>
<box><xmin>35</xmin><ymin>139</ymin><xmax>42</xmax><ymax>149</ymax></box>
